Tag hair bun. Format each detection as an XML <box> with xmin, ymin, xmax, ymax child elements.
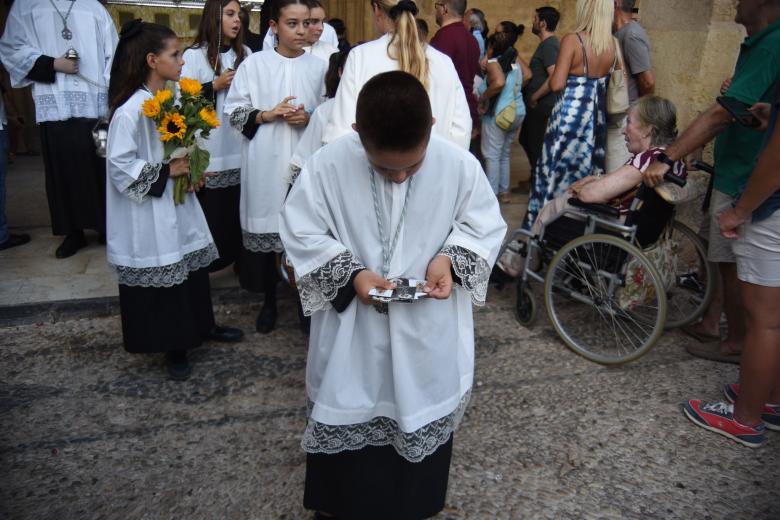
<box><xmin>120</xmin><ymin>19</ymin><xmax>143</xmax><ymax>40</ymax></box>
<box><xmin>389</xmin><ymin>0</ymin><xmax>418</xmax><ymax>20</ymax></box>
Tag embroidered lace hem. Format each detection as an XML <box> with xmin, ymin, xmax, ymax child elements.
<box><xmin>242</xmin><ymin>231</ymin><xmax>283</xmax><ymax>253</ymax></box>
<box><xmin>112</xmin><ymin>243</ymin><xmax>218</xmax><ymax>288</ymax></box>
<box><xmin>296</xmin><ymin>251</ymin><xmax>365</xmax><ymax>316</ymax></box>
<box><xmin>205</xmin><ymin>168</ymin><xmax>240</xmax><ymax>189</ymax></box>
<box><xmin>124</xmin><ymin>163</ymin><xmax>161</xmax><ymax>203</ymax></box>
<box><xmin>302</xmin><ymin>390</ymin><xmax>471</xmax><ymax>462</ymax></box>
<box><xmin>229</xmin><ymin>105</ymin><xmax>254</xmax><ymax>131</ymax></box>
<box><xmin>287</xmin><ymin>165</ymin><xmax>302</xmax><ymax>186</ymax></box>
<box><xmin>439</xmin><ymin>245</ymin><xmax>491</xmax><ymax>305</ymax></box>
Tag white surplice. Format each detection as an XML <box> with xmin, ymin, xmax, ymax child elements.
<box><xmin>288</xmin><ymin>98</ymin><xmax>335</xmax><ymax>182</ymax></box>
<box><xmin>0</xmin><ymin>0</ymin><xmax>118</xmax><ymax>122</ymax></box>
<box><xmin>279</xmin><ymin>133</ymin><xmax>506</xmax><ymax>461</ymax></box>
<box><xmin>305</xmin><ymin>40</ymin><xmax>339</xmax><ymax>64</ymax></box>
<box><xmin>223</xmin><ymin>49</ymin><xmax>326</xmax><ymax>252</ymax></box>
<box><xmin>322</xmin><ymin>33</ymin><xmax>472</xmax><ymax>149</ymax></box>
<box><xmin>181</xmin><ymin>45</ymin><xmax>251</xmax><ymax>187</ymax></box>
<box><xmin>106</xmin><ymin>89</ymin><xmax>216</xmax><ymax>286</ymax></box>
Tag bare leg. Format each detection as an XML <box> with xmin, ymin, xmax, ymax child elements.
<box><xmin>686</xmin><ymin>268</ymin><xmax>722</xmax><ymax>337</ymax></box>
<box><xmin>720</xmin><ymin>262</ymin><xmax>745</xmax><ymax>354</ymax></box>
<box><xmin>733</xmin><ymin>281</ymin><xmax>780</xmax><ymax>425</ymax></box>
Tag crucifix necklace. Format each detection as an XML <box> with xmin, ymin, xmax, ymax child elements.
<box><xmin>48</xmin><ymin>0</ymin><xmax>77</xmax><ymax>41</ymax></box>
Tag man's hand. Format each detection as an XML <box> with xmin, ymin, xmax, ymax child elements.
<box><xmin>354</xmin><ymin>270</ymin><xmax>395</xmax><ymax>305</ymax></box>
<box><xmin>53</xmin><ymin>55</ymin><xmax>78</xmax><ymax>75</ymax></box>
<box><xmin>642</xmin><ymin>160</ymin><xmax>670</xmax><ymax>187</ymax></box>
<box><xmin>719</xmin><ymin>207</ymin><xmax>749</xmax><ymax>239</ymax></box>
<box><xmin>749</xmin><ymin>102</ymin><xmax>772</xmax><ymax>132</ymax></box>
<box><xmin>424</xmin><ymin>255</ymin><xmax>453</xmax><ymax>300</ymax></box>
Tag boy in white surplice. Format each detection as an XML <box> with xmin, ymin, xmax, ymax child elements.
<box><xmin>279</xmin><ymin>71</ymin><xmax>506</xmax><ymax>520</ymax></box>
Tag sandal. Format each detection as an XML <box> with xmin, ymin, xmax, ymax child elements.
<box><xmin>685</xmin><ymin>342</ymin><xmax>741</xmax><ymax>364</ymax></box>
<box><xmin>681</xmin><ymin>324</ymin><xmax>720</xmax><ymax>343</ymax></box>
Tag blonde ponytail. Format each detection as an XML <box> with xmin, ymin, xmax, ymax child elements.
<box><xmin>375</xmin><ymin>0</ymin><xmax>429</xmax><ymax>89</ymax></box>
<box><xmin>574</xmin><ymin>0</ymin><xmax>614</xmax><ymax>57</ymax></box>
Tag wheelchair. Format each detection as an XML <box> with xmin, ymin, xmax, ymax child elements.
<box><xmin>506</xmin><ymin>166</ymin><xmax>715</xmax><ymax>365</ymax></box>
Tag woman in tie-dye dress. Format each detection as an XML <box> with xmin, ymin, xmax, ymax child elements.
<box><xmin>523</xmin><ymin>0</ymin><xmax>619</xmax><ymax>230</ymax></box>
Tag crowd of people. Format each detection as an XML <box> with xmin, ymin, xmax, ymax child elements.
<box><xmin>0</xmin><ymin>0</ymin><xmax>779</xmax><ymax>518</ymax></box>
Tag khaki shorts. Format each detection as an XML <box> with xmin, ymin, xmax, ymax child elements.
<box><xmin>733</xmin><ymin>209</ymin><xmax>780</xmax><ymax>287</ymax></box>
<box><xmin>707</xmin><ymin>190</ymin><xmax>737</xmax><ymax>263</ymax></box>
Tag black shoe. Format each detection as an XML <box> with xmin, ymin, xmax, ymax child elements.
<box><xmin>206</xmin><ymin>325</ymin><xmax>244</xmax><ymax>343</ymax></box>
<box><xmin>55</xmin><ymin>232</ymin><xmax>87</xmax><ymax>259</ymax></box>
<box><xmin>165</xmin><ymin>351</ymin><xmax>191</xmax><ymax>381</ymax></box>
<box><xmin>255</xmin><ymin>304</ymin><xmax>277</xmax><ymax>334</ymax></box>
<box><xmin>0</xmin><ymin>233</ymin><xmax>30</xmax><ymax>251</ymax></box>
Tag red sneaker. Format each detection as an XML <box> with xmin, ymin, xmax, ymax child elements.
<box><xmin>683</xmin><ymin>400</ymin><xmax>765</xmax><ymax>448</ymax></box>
<box><xmin>723</xmin><ymin>383</ymin><xmax>780</xmax><ymax>431</ymax></box>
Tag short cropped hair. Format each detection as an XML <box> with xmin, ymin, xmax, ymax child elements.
<box><xmin>355</xmin><ymin>71</ymin><xmax>432</xmax><ymax>152</ymax></box>
<box><xmin>536</xmin><ymin>6</ymin><xmax>560</xmax><ymax>32</ymax></box>
<box><xmin>446</xmin><ymin>0</ymin><xmax>467</xmax><ymax>17</ymax></box>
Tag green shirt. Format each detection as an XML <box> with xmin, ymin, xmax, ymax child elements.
<box><xmin>714</xmin><ymin>19</ymin><xmax>780</xmax><ymax>196</ymax></box>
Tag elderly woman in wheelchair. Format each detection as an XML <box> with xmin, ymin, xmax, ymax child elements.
<box><xmin>500</xmin><ymin>96</ymin><xmax>714</xmax><ymax>365</ymax></box>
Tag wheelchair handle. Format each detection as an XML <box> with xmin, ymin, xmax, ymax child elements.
<box><xmin>664</xmin><ymin>171</ymin><xmax>686</xmax><ymax>187</ymax></box>
<box><xmin>689</xmin><ymin>159</ymin><xmax>714</xmax><ymax>175</ymax></box>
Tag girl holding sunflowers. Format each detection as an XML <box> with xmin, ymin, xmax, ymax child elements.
<box><xmin>106</xmin><ymin>20</ymin><xmax>243</xmax><ymax>381</ymax></box>
<box><xmin>182</xmin><ymin>0</ymin><xmax>251</xmax><ymax>272</ymax></box>
<box><xmin>224</xmin><ymin>0</ymin><xmax>327</xmax><ymax>334</ymax></box>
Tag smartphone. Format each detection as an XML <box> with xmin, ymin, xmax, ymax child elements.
<box><xmin>716</xmin><ymin>96</ymin><xmax>761</xmax><ymax>128</ymax></box>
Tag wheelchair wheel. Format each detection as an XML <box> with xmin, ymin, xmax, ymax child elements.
<box><xmin>544</xmin><ymin>234</ymin><xmax>667</xmax><ymax>365</ymax></box>
<box><xmin>664</xmin><ymin>221</ymin><xmax>716</xmax><ymax>328</ymax></box>
<box><xmin>515</xmin><ymin>283</ymin><xmax>537</xmax><ymax>326</ymax></box>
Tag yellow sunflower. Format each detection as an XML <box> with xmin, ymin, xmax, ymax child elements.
<box><xmin>158</xmin><ymin>113</ymin><xmax>187</xmax><ymax>142</ymax></box>
<box><xmin>142</xmin><ymin>98</ymin><xmax>161</xmax><ymax>118</ymax></box>
<box><xmin>199</xmin><ymin>107</ymin><xmax>220</xmax><ymax>128</ymax></box>
<box><xmin>179</xmin><ymin>77</ymin><xmax>203</xmax><ymax>97</ymax></box>
<box><xmin>154</xmin><ymin>89</ymin><xmax>173</xmax><ymax>104</ymax></box>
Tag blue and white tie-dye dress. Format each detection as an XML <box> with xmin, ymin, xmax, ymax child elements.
<box><xmin>522</xmin><ymin>72</ymin><xmax>608</xmax><ymax>230</ymax></box>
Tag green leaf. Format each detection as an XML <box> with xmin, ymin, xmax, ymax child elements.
<box><xmin>188</xmin><ymin>146</ymin><xmax>210</xmax><ymax>185</ymax></box>
<box><xmin>163</xmin><ymin>140</ymin><xmax>178</xmax><ymax>158</ymax></box>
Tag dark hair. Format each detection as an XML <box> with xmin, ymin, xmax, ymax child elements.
<box><xmin>329</xmin><ymin>17</ymin><xmax>347</xmax><ymax>36</ymax></box>
<box><xmin>259</xmin><ymin>0</ymin><xmax>275</xmax><ymax>48</ymax></box>
<box><xmin>487</xmin><ymin>31</ymin><xmax>517</xmax><ymax>73</ymax></box>
<box><xmin>536</xmin><ymin>6</ymin><xmax>560</xmax><ymax>32</ymax></box>
<box><xmin>415</xmin><ymin>18</ymin><xmax>428</xmax><ymax>39</ymax></box>
<box><xmin>190</xmin><ymin>0</ymin><xmax>246</xmax><ymax>75</ymax></box>
<box><xmin>109</xmin><ymin>20</ymin><xmax>177</xmax><ymax>120</ymax></box>
<box><xmin>356</xmin><ymin>71</ymin><xmax>432</xmax><ymax>152</ymax></box>
<box><xmin>271</xmin><ymin>0</ymin><xmax>312</xmax><ymax>21</ymax></box>
<box><xmin>324</xmin><ymin>49</ymin><xmax>349</xmax><ymax>98</ymax></box>
<box><xmin>619</xmin><ymin>0</ymin><xmax>637</xmax><ymax>13</ymax></box>
<box><xmin>447</xmin><ymin>0</ymin><xmax>467</xmax><ymax>16</ymax></box>
<box><xmin>497</xmin><ymin>20</ymin><xmax>523</xmax><ymax>46</ymax></box>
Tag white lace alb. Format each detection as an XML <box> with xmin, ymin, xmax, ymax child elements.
<box><xmin>123</xmin><ymin>162</ymin><xmax>161</xmax><ymax>203</ymax></box>
<box><xmin>439</xmin><ymin>244</ymin><xmax>491</xmax><ymax>305</ymax></box>
<box><xmin>302</xmin><ymin>390</ymin><xmax>471</xmax><ymax>462</ymax></box>
<box><xmin>296</xmin><ymin>250</ymin><xmax>365</xmax><ymax>316</ymax></box>
<box><xmin>242</xmin><ymin>231</ymin><xmax>283</xmax><ymax>253</ymax></box>
<box><xmin>229</xmin><ymin>105</ymin><xmax>254</xmax><ymax>131</ymax></box>
<box><xmin>205</xmin><ymin>168</ymin><xmax>240</xmax><ymax>189</ymax></box>
<box><xmin>113</xmin><ymin>243</ymin><xmax>218</xmax><ymax>288</ymax></box>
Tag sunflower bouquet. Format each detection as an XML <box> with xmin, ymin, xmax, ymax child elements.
<box><xmin>142</xmin><ymin>78</ymin><xmax>220</xmax><ymax>205</ymax></box>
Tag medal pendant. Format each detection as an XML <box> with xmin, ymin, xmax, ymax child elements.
<box><xmin>62</xmin><ymin>27</ymin><xmax>72</xmax><ymax>40</ymax></box>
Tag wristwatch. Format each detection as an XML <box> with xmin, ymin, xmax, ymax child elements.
<box><xmin>655</xmin><ymin>151</ymin><xmax>675</xmax><ymax>168</ymax></box>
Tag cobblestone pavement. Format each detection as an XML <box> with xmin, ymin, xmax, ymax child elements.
<box><xmin>1</xmin><ymin>286</ymin><xmax>778</xmax><ymax>520</ymax></box>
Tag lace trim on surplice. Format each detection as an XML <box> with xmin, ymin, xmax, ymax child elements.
<box><xmin>295</xmin><ymin>250</ymin><xmax>365</xmax><ymax>316</ymax></box>
<box><xmin>242</xmin><ymin>231</ymin><xmax>284</xmax><ymax>253</ymax></box>
<box><xmin>302</xmin><ymin>390</ymin><xmax>471</xmax><ymax>462</ymax></box>
<box><xmin>229</xmin><ymin>105</ymin><xmax>254</xmax><ymax>132</ymax></box>
<box><xmin>124</xmin><ymin>162</ymin><xmax>161</xmax><ymax>203</ymax></box>
<box><xmin>205</xmin><ymin>168</ymin><xmax>241</xmax><ymax>189</ymax></box>
<box><xmin>113</xmin><ymin>243</ymin><xmax>218</xmax><ymax>288</ymax></box>
<box><xmin>439</xmin><ymin>244</ymin><xmax>491</xmax><ymax>305</ymax></box>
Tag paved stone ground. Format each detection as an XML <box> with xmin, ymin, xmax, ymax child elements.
<box><xmin>1</xmin><ymin>285</ymin><xmax>778</xmax><ymax>520</ymax></box>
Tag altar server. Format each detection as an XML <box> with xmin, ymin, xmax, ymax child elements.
<box><xmin>106</xmin><ymin>21</ymin><xmax>243</xmax><ymax>381</ymax></box>
<box><xmin>183</xmin><ymin>0</ymin><xmax>251</xmax><ymax>271</ymax></box>
<box><xmin>224</xmin><ymin>0</ymin><xmax>327</xmax><ymax>333</ymax></box>
<box><xmin>0</xmin><ymin>0</ymin><xmax>118</xmax><ymax>258</ymax></box>
<box><xmin>280</xmin><ymin>71</ymin><xmax>506</xmax><ymax>520</ymax></box>
<box><xmin>322</xmin><ymin>0</ymin><xmax>471</xmax><ymax>149</ymax></box>
<box><xmin>304</xmin><ymin>1</ymin><xmax>339</xmax><ymax>64</ymax></box>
